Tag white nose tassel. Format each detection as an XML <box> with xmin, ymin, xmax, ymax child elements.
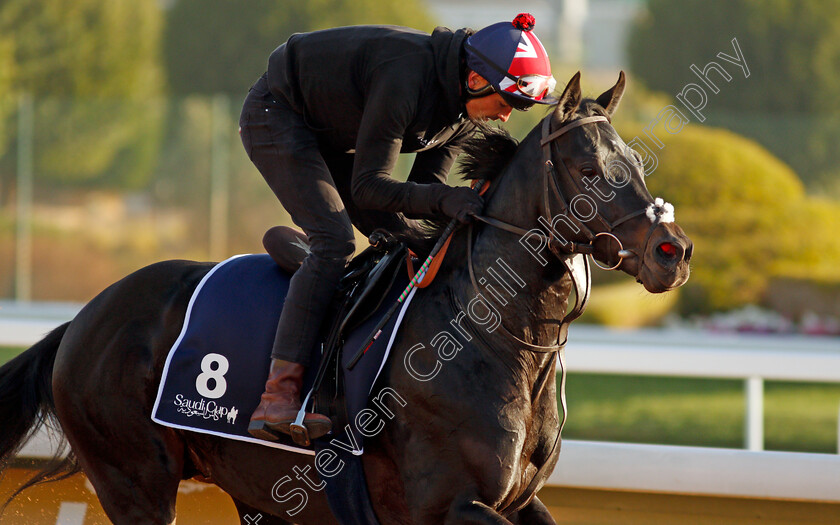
<box><xmin>646</xmin><ymin>197</ymin><xmax>675</xmax><ymax>224</ymax></box>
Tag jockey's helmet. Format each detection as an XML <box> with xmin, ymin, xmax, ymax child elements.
<box><xmin>464</xmin><ymin>13</ymin><xmax>557</xmax><ymax>110</ymax></box>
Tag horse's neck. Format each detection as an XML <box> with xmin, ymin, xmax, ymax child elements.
<box><xmin>465</xmin><ymin>224</ymin><xmax>572</xmax><ymax>349</ymax></box>
<box><xmin>457</xmin><ymin>144</ymin><xmax>573</xmax><ymax>350</ymax></box>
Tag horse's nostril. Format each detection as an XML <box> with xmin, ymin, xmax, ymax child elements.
<box><xmin>685</xmin><ymin>243</ymin><xmax>693</xmax><ymax>262</ymax></box>
<box><xmin>657</xmin><ymin>242</ymin><xmax>678</xmax><ymax>259</ymax></box>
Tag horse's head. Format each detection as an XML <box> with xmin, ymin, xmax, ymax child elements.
<box><xmin>531</xmin><ymin>72</ymin><xmax>692</xmax><ymax>293</ymax></box>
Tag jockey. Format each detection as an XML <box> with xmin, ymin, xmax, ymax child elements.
<box><xmin>240</xmin><ymin>13</ymin><xmax>556</xmax><ymax>445</ymax></box>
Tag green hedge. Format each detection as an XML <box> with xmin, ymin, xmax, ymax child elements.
<box><xmin>618</xmin><ymin>123</ymin><xmax>840</xmax><ymax>313</ymax></box>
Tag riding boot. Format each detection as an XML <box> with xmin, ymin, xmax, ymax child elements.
<box><xmin>248</xmin><ymin>359</ymin><xmax>332</xmax><ymax>446</ymax></box>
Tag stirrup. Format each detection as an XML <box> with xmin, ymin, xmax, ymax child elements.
<box><xmin>290</xmin><ymin>406</ymin><xmax>311</xmax><ymax>446</ymax></box>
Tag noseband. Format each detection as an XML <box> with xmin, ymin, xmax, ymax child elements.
<box><xmin>465</xmin><ymin>113</ymin><xmax>673</xmax><ymax>351</ymax></box>
<box><xmin>463</xmin><ymin>116</ymin><xmax>615</xmax><ymax>354</ymax></box>
<box><xmin>474</xmin><ymin>114</ymin><xmax>670</xmax><ymax>271</ymax></box>
<box><xmin>540</xmin><ymin>116</ymin><xmax>642</xmax><ymax>270</ymax></box>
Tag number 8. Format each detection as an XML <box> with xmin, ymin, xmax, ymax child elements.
<box><xmin>196</xmin><ymin>353</ymin><xmax>229</xmax><ymax>399</ymax></box>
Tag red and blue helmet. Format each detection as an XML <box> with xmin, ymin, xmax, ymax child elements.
<box><xmin>465</xmin><ymin>13</ymin><xmax>557</xmax><ymax>109</ymax></box>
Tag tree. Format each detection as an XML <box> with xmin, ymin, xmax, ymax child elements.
<box><xmin>163</xmin><ymin>0</ymin><xmax>436</xmax><ymax>96</ymax></box>
<box><xmin>628</xmin><ymin>0</ymin><xmax>840</xmax><ymax>191</ymax></box>
<box><xmin>0</xmin><ymin>0</ymin><xmax>165</xmax><ymax>190</ymax></box>
<box><xmin>620</xmin><ymin>122</ymin><xmax>840</xmax><ymax>313</ymax></box>
<box><xmin>629</xmin><ymin>0</ymin><xmax>840</xmax><ymax>113</ymax></box>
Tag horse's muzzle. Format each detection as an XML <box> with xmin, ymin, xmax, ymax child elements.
<box><xmin>637</xmin><ymin>223</ymin><xmax>693</xmax><ymax>293</ymax></box>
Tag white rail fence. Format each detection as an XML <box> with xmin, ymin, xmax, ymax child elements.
<box><xmin>19</xmin><ymin>429</ymin><xmax>840</xmax><ymax>503</ymax></box>
<box><xmin>550</xmin><ymin>439</ymin><xmax>840</xmax><ymax>502</ymax></box>
<box><xmin>3</xmin><ymin>302</ymin><xmax>839</xmax><ymax>451</ymax></box>
<box><xmin>0</xmin><ymin>301</ymin><xmax>81</xmax><ymax>346</ymax></box>
<box><xmin>565</xmin><ymin>325</ymin><xmax>840</xmax><ymax>452</ymax></box>
<box><xmin>3</xmin><ymin>303</ymin><xmax>840</xmax><ymax>452</ymax></box>
<box><xmin>4</xmin><ymin>302</ymin><xmax>840</xmax><ymax>503</ymax></box>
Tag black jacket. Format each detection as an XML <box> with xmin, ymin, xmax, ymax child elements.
<box><xmin>266</xmin><ymin>25</ymin><xmax>476</xmax><ymax>215</ymax></box>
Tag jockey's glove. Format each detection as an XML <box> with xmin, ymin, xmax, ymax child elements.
<box><xmin>402</xmin><ymin>183</ymin><xmax>484</xmax><ymax>223</ymax></box>
<box><xmin>436</xmin><ymin>185</ymin><xmax>485</xmax><ymax>223</ymax></box>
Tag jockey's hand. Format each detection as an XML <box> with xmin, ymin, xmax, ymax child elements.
<box><xmin>438</xmin><ymin>186</ymin><xmax>484</xmax><ymax>223</ymax></box>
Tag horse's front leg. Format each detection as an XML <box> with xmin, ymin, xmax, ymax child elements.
<box><xmin>508</xmin><ymin>496</ymin><xmax>557</xmax><ymax>525</ymax></box>
<box><xmin>444</xmin><ymin>494</ymin><xmax>515</xmax><ymax>525</ymax></box>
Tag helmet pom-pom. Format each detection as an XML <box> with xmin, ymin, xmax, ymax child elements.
<box><xmin>512</xmin><ymin>13</ymin><xmax>536</xmax><ymax>31</ymax></box>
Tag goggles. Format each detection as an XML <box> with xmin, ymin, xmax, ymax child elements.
<box><xmin>497</xmin><ymin>74</ymin><xmax>557</xmax><ymax>111</ymax></box>
<box><xmin>464</xmin><ymin>44</ymin><xmax>556</xmax><ymax>111</ymax></box>
<box><xmin>514</xmin><ymin>74</ymin><xmax>556</xmax><ymax>100</ymax></box>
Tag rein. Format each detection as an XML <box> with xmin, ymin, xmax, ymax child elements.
<box><xmin>468</xmin><ymin>111</ymin><xmax>671</xmax><ymax>290</ymax></box>
<box><xmin>458</xmin><ymin>113</ymin><xmax>674</xmax><ymax>517</ymax></box>
<box><xmin>462</xmin><ymin>115</ymin><xmax>616</xmax><ymax>354</ymax></box>
<box><xmin>459</xmin><ymin>114</ymin><xmax>641</xmax><ymax>517</ymax></box>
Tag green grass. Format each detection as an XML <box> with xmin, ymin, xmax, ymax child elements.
<box><xmin>562</xmin><ymin>374</ymin><xmax>840</xmax><ymax>453</ymax></box>
<box><xmin>0</xmin><ymin>346</ymin><xmax>24</xmax><ymax>365</ymax></box>
<box><xmin>2</xmin><ymin>348</ymin><xmax>837</xmax><ymax>453</ymax></box>
<box><xmin>765</xmin><ymin>381</ymin><xmax>840</xmax><ymax>452</ymax></box>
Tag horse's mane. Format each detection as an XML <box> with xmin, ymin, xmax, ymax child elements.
<box><xmin>400</xmin><ymin>126</ymin><xmax>519</xmax><ymax>255</ymax></box>
<box><xmin>457</xmin><ymin>126</ymin><xmax>520</xmax><ymax>183</ymax></box>
<box><xmin>400</xmin><ymin>100</ymin><xmax>607</xmax><ymax>255</ymax></box>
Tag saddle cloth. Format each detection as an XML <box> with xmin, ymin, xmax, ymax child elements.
<box><xmin>151</xmin><ymin>253</ymin><xmax>414</xmax><ymax>457</ymax></box>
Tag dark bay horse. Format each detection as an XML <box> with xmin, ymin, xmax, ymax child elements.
<box><xmin>0</xmin><ymin>72</ymin><xmax>691</xmax><ymax>524</ymax></box>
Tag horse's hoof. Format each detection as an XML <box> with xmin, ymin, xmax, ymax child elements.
<box><xmin>248</xmin><ymin>420</ymin><xmax>284</xmax><ymax>442</ymax></box>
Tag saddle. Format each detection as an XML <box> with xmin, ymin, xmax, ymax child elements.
<box><xmin>263</xmin><ymin>225</ymin><xmax>408</xmax><ymax>432</ymax></box>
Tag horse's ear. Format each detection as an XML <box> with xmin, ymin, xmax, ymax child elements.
<box><xmin>595</xmin><ymin>71</ymin><xmax>626</xmax><ymax>119</ymax></box>
<box><xmin>552</xmin><ymin>72</ymin><xmax>582</xmax><ymax>124</ymax></box>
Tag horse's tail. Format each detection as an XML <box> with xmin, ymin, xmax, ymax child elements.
<box><xmin>0</xmin><ymin>322</ymin><xmax>80</xmax><ymax>510</ymax></box>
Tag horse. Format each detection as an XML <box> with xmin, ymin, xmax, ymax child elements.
<box><xmin>0</xmin><ymin>72</ymin><xmax>692</xmax><ymax>524</ymax></box>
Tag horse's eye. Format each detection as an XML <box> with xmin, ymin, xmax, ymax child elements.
<box><xmin>580</xmin><ymin>167</ymin><xmax>596</xmax><ymax>177</ymax></box>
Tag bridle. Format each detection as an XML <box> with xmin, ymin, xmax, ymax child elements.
<box><xmin>462</xmin><ymin>113</ymin><xmax>672</xmax><ymax>351</ymax></box>
<box><xmin>457</xmin><ymin>113</ymin><xmax>671</xmax><ymax>517</ymax></box>
<box><xmin>474</xmin><ymin>115</ymin><xmax>666</xmax><ymax>271</ymax></box>
<box><xmin>539</xmin><ymin>115</ymin><xmax>646</xmax><ymax>270</ymax></box>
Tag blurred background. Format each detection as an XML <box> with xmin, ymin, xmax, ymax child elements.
<box><xmin>2</xmin><ymin>1</ymin><xmax>840</xmax><ymax>522</ymax></box>
<box><xmin>2</xmin><ymin>0</ymin><xmax>840</xmax><ymax>448</ymax></box>
<box><xmin>1</xmin><ymin>0</ymin><xmax>838</xmax><ymax>333</ymax></box>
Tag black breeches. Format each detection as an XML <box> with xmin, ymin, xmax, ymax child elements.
<box><xmin>239</xmin><ymin>76</ymin><xmax>354</xmax><ymax>365</ymax></box>
<box><xmin>240</xmin><ymin>76</ymin><xmax>420</xmax><ymax>364</ymax></box>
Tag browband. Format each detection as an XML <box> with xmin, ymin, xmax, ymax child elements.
<box><xmin>540</xmin><ymin>115</ymin><xmax>609</xmax><ymax>146</ymax></box>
